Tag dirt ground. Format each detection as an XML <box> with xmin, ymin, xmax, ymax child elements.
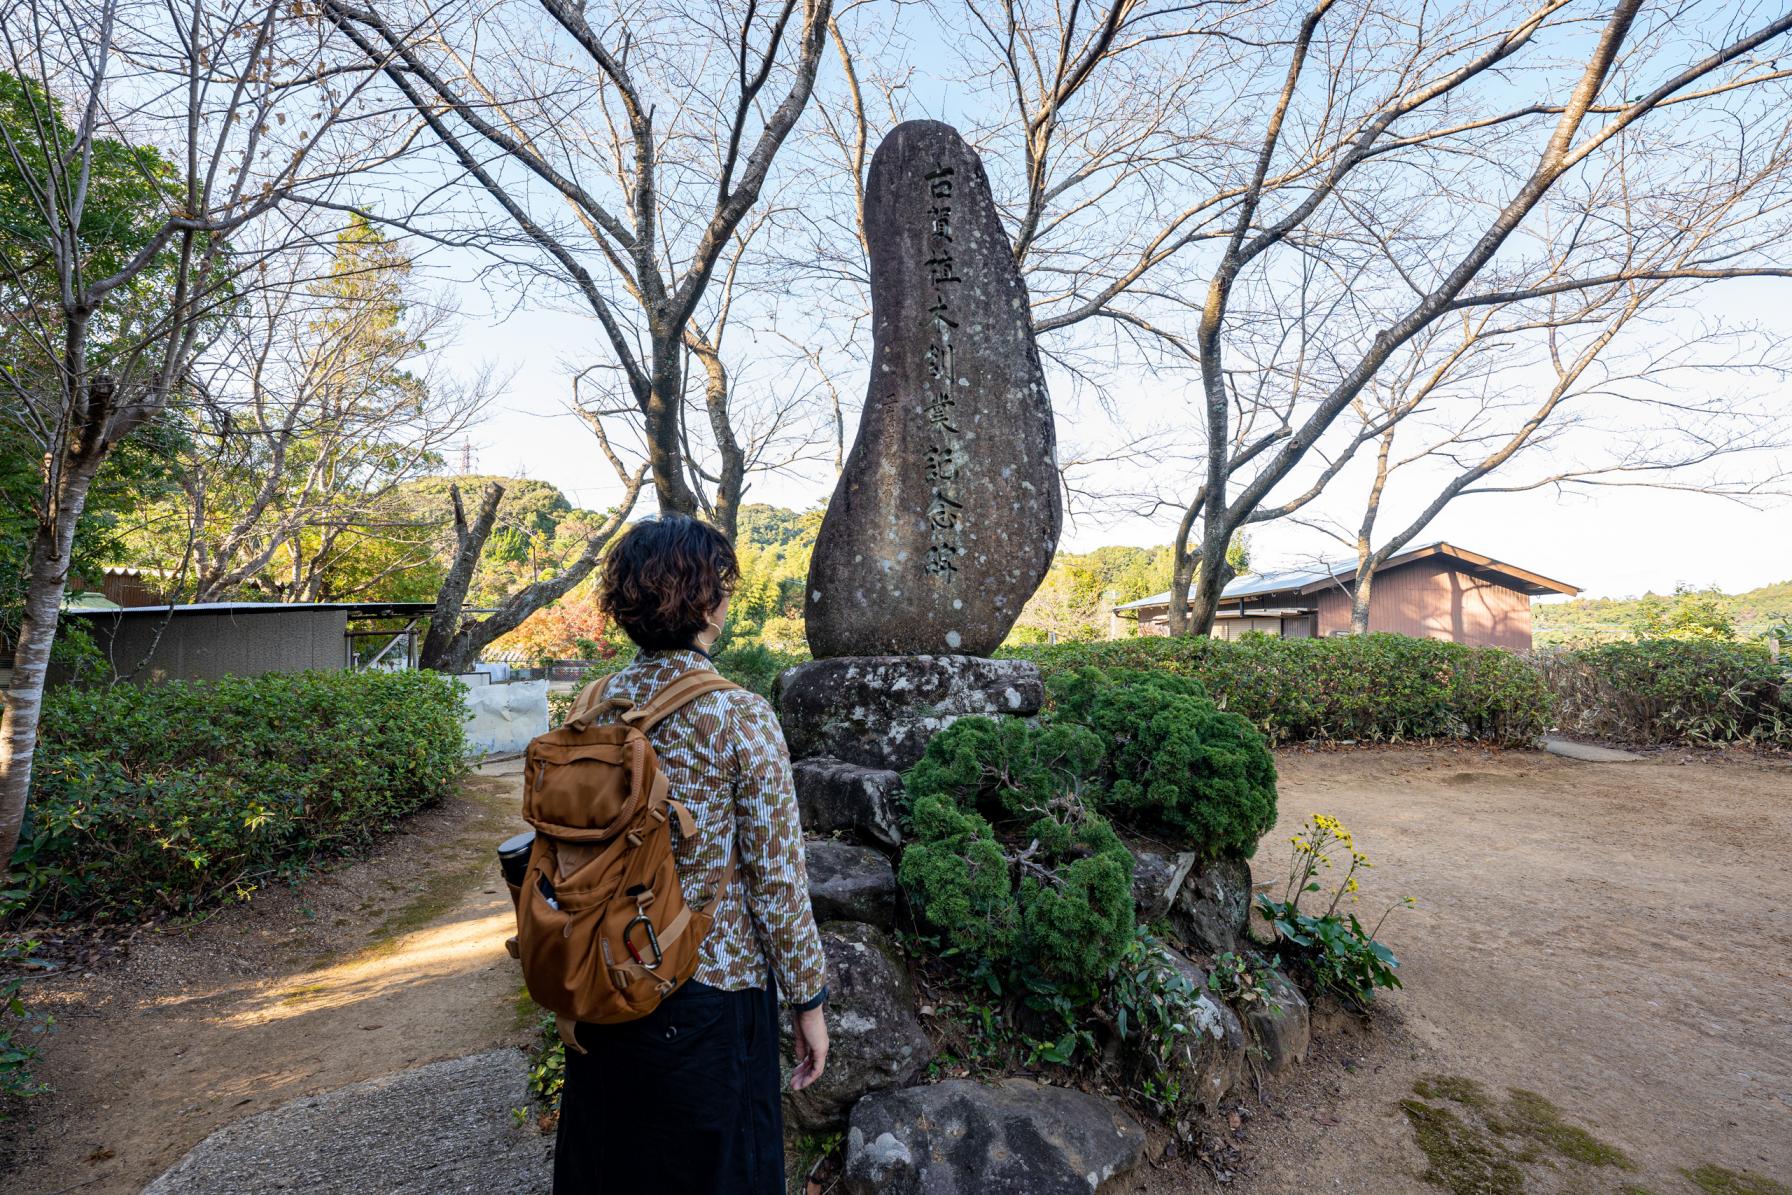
<box><xmin>1156</xmin><ymin>744</ymin><xmax>1792</xmax><ymax>1195</ymax></box>
<box><xmin>4</xmin><ymin>747</ymin><xmax>1789</xmax><ymax>1195</ymax></box>
<box><xmin>0</xmin><ymin>761</ymin><xmax>536</xmax><ymax>1195</ymax></box>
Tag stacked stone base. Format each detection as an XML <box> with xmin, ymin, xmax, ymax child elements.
<box><xmin>779</xmin><ymin>654</ymin><xmax>1311</xmax><ymax>1192</ymax></box>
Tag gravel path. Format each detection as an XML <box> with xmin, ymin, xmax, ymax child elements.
<box><xmin>140</xmin><ymin>1051</ymin><xmax>550</xmax><ymax>1195</ymax></box>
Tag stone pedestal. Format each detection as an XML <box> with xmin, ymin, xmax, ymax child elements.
<box><xmin>777</xmin><ymin>654</ymin><xmax>1043</xmax><ymax>772</ymax></box>
<box><xmin>779</xmin><ymin>654</ymin><xmax>1044</xmax><ymax>855</ymax></box>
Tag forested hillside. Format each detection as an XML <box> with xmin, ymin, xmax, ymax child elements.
<box><xmin>1534</xmin><ymin>580</ymin><xmax>1792</xmax><ymax>645</ymax></box>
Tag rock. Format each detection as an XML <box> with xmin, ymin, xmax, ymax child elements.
<box><xmin>794</xmin><ymin>756</ymin><xmax>905</xmax><ymax>850</ymax></box>
<box><xmin>806</xmin><ymin>839</ymin><xmax>898</xmax><ymax>929</ymax></box>
<box><xmin>1171</xmin><ymin>856</ymin><xmax>1252</xmax><ymax>955</ymax></box>
<box><xmin>1125</xmin><ymin>835</ymin><xmax>1197</xmax><ymax>922</ymax></box>
<box><xmin>142</xmin><ymin>1051</ymin><xmax>551</xmax><ymax>1194</ymax></box>
<box><xmin>843</xmin><ymin>1078</ymin><xmax>1146</xmax><ymax>1194</ymax></box>
<box><xmin>1243</xmin><ymin>968</ymin><xmax>1310</xmax><ymax>1074</ymax></box>
<box><xmin>783</xmin><ymin>922</ymin><xmax>930</xmax><ymax>1131</ymax></box>
<box><xmin>1244</xmin><ymin>879</ymin><xmax>1280</xmax><ymax>946</ymax></box>
<box><xmin>805</xmin><ymin>120</ymin><xmax>1060</xmax><ymax>658</ymax></box>
<box><xmin>1162</xmin><ymin>952</ymin><xmax>1247</xmax><ymax>1112</ymax></box>
<box><xmin>777</xmin><ymin>654</ymin><xmax>1043</xmax><ymax>771</ymax></box>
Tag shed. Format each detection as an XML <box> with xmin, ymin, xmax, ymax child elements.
<box><xmin>56</xmin><ymin>601</ymin><xmax>439</xmax><ymax>684</ymax></box>
<box><xmin>1111</xmin><ymin>542</ymin><xmax>1579</xmax><ymax>651</ymax></box>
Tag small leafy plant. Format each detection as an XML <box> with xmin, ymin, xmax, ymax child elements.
<box><xmin>1257</xmin><ymin>814</ymin><xmax>1411</xmax><ymax>1008</ymax></box>
<box><xmin>527</xmin><ymin>1007</ymin><xmax>565</xmax><ymax>1111</ymax></box>
<box><xmin>1101</xmin><ymin>927</ymin><xmax>1205</xmax><ymax>1120</ymax></box>
<box><xmin>0</xmin><ymin>938</ymin><xmax>52</xmax><ymax>1113</ymax></box>
<box><xmin>1204</xmin><ymin>950</ymin><xmax>1275</xmax><ymax>1014</ymax></box>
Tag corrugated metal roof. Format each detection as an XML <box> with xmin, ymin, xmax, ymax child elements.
<box><xmin>62</xmin><ymin>600</ymin><xmax>443</xmax><ymax>618</ymax></box>
<box><xmin>1113</xmin><ymin>544</ymin><xmax>1450</xmax><ymax>611</ymax></box>
<box><xmin>62</xmin><ymin>592</ymin><xmax>124</xmax><ymax>612</ymax></box>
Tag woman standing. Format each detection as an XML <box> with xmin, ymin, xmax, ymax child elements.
<box><xmin>552</xmin><ymin>514</ymin><xmax>829</xmax><ymax>1194</ymax></box>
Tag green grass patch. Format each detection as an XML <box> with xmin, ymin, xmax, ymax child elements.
<box><xmin>1401</xmin><ymin>1076</ymin><xmax>1639</xmax><ymax>1195</ymax></box>
<box><xmin>1400</xmin><ymin>1098</ymin><xmax>1525</xmax><ymax>1195</ymax></box>
<box><xmin>1681</xmin><ymin>1165</ymin><xmax>1792</xmax><ymax>1195</ymax></box>
<box><xmin>1491</xmin><ymin>1088</ymin><xmax>1633</xmax><ymax>1169</ymax></box>
<box><xmin>512</xmin><ymin>981</ymin><xmax>538</xmax><ymax>1031</ymax></box>
<box><xmin>1412</xmin><ymin>1073</ymin><xmax>1495</xmax><ymax>1112</ymax></box>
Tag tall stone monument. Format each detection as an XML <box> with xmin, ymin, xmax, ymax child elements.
<box><xmin>804</xmin><ymin>119</ymin><xmax>1061</xmax><ymax>658</ymax></box>
<box><xmin>772</xmin><ymin>123</ymin><xmax>1066</xmax><ymax>1133</ymax></box>
<box><xmin>779</xmin><ymin>120</ymin><xmax>1059</xmax><ymax>843</ymax></box>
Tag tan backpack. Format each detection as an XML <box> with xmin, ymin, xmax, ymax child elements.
<box><xmin>514</xmin><ymin>668</ymin><xmax>740</xmax><ymax>1047</ymax></box>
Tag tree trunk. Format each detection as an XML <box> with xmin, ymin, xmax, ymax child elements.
<box><xmin>1165</xmin><ymin>556</ymin><xmax>1194</xmax><ymax>637</ymax></box>
<box><xmin>0</xmin><ymin>470</ymin><xmax>97</xmax><ymax>871</ymax></box>
<box><xmin>1351</xmin><ymin>426</ymin><xmax>1394</xmax><ymax>635</ymax></box>
<box><xmin>1185</xmin><ymin>516</ymin><xmax>1235</xmax><ymax>635</ymax></box>
<box><xmin>1165</xmin><ymin>496</ymin><xmax>1202</xmax><ymax>636</ymax></box>
<box><xmin>646</xmin><ymin>341</ymin><xmax>701</xmax><ymax>518</ymax></box>
<box><xmin>418</xmin><ymin>482</ymin><xmax>505</xmax><ymax>672</ymax></box>
<box><xmin>1350</xmin><ymin>565</ymin><xmax>1375</xmax><ymax>635</ymax></box>
<box><xmin>421</xmin><ymin>472</ymin><xmax>644</xmax><ymax>675</ymax></box>
<box><xmin>427</xmin><ymin>531</ymin><xmax>625</xmax><ymax>674</ymax></box>
<box><xmin>687</xmin><ymin>331</ymin><xmax>744</xmax><ymax>541</ymax></box>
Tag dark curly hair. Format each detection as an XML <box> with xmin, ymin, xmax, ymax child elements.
<box><xmin>599</xmin><ymin>514</ymin><xmax>740</xmax><ymax>651</ymax></box>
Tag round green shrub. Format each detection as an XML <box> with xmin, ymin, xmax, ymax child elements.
<box><xmin>902</xmin><ymin>714</ymin><xmax>1106</xmax><ymax>821</ymax></box>
<box><xmin>1015</xmin><ymin>817</ymin><xmax>1134</xmax><ymax>989</ymax></box>
<box><xmin>898</xmin><ymin>717</ymin><xmax>1134</xmax><ymax>991</ymax></box>
<box><xmin>899</xmin><ymin>793</ymin><xmax>1018</xmax><ymax>963</ymax></box>
<box><xmin>1048</xmin><ymin>666</ymin><xmax>1277</xmax><ymax>859</ymax></box>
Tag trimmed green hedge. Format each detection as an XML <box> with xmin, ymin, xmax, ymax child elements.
<box><xmin>6</xmin><ymin>670</ymin><xmax>467</xmax><ymax>921</ymax></box>
<box><xmin>1539</xmin><ymin>639</ymin><xmax>1790</xmax><ymax>746</ymax></box>
<box><xmin>545</xmin><ymin>643</ymin><xmax>804</xmax><ymax>724</ymax></box>
<box><xmin>713</xmin><ymin>643</ymin><xmax>807</xmax><ymax>698</ymax></box>
<box><xmin>1005</xmin><ymin>634</ymin><xmax>1550</xmax><ymax>746</ymax></box>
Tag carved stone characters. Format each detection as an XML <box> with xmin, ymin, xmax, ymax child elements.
<box><xmin>805</xmin><ymin>120</ymin><xmax>1061</xmax><ymax>658</ymax></box>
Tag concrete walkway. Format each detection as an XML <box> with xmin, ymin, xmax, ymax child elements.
<box><xmin>142</xmin><ymin>1051</ymin><xmax>551</xmax><ymax>1195</ymax></box>
<box><xmin>1541</xmin><ymin>735</ymin><xmax>1644</xmax><ymax>762</ymax></box>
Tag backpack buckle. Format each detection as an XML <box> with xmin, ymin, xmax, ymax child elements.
<box><xmin>622</xmin><ymin>914</ymin><xmax>664</xmax><ymax>969</ymax></box>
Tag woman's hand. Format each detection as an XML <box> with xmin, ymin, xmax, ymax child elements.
<box><xmin>789</xmin><ymin>1005</ymin><xmax>829</xmax><ymax>1091</ymax></box>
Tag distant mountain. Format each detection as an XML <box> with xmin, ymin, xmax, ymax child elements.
<box><xmin>736</xmin><ymin>503</ymin><xmax>823</xmax><ymax>549</ymax></box>
<box><xmin>1534</xmin><ymin>579</ymin><xmax>1792</xmax><ymax>643</ymax></box>
<box><xmin>396</xmin><ymin>475</ymin><xmax>576</xmax><ymax>539</ymax></box>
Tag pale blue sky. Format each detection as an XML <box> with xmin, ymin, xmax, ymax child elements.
<box><xmin>411</xmin><ymin>3</ymin><xmax>1792</xmax><ymax>604</ymax></box>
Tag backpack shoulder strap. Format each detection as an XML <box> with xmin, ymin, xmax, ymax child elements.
<box><xmin>564</xmin><ymin>673</ymin><xmax>616</xmax><ymax>726</ymax></box>
<box><xmin>622</xmin><ymin>669</ymin><xmax>740</xmax><ymax>733</ymax></box>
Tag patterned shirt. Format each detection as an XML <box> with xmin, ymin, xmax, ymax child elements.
<box><xmin>583</xmin><ymin>650</ymin><xmax>827</xmax><ymax>1005</ymax></box>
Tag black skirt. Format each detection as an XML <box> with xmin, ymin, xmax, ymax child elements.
<box><xmin>552</xmin><ymin>979</ymin><xmax>784</xmax><ymax>1194</ymax></box>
